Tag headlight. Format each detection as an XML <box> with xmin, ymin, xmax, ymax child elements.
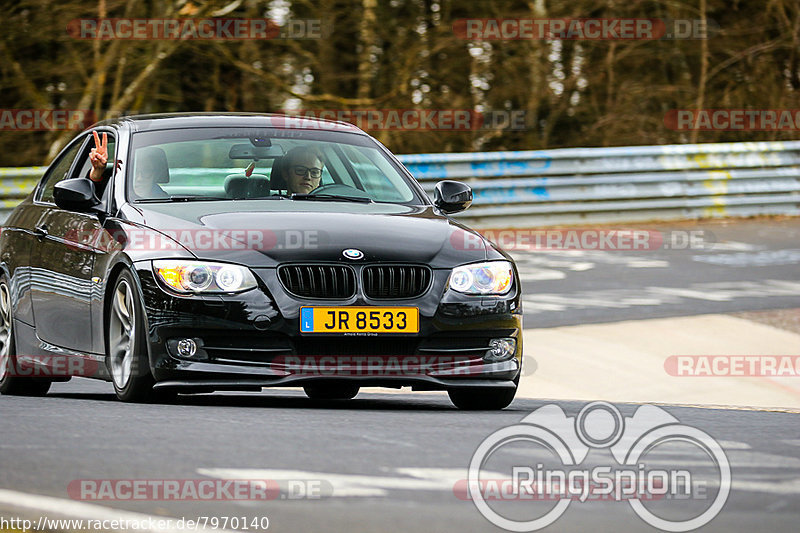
<box><xmin>449</xmin><ymin>261</ymin><xmax>513</xmax><ymax>295</ymax></box>
<box><xmin>153</xmin><ymin>260</ymin><xmax>257</xmax><ymax>294</ymax></box>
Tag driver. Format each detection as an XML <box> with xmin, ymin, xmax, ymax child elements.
<box><xmin>131</xmin><ymin>147</ymin><xmax>170</xmax><ymax>199</ymax></box>
<box><xmin>282</xmin><ymin>146</ymin><xmax>324</xmax><ymax>195</ymax></box>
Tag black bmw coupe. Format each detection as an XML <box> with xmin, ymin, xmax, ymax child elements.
<box><xmin>0</xmin><ymin>113</ymin><xmax>523</xmax><ymax>409</ymax></box>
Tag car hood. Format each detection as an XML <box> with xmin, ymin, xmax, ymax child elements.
<box><xmin>120</xmin><ymin>201</ymin><xmax>492</xmax><ymax>268</ymax></box>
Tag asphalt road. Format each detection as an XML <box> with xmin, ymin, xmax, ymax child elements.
<box><xmin>514</xmin><ymin>218</ymin><xmax>800</xmax><ymax>327</ymax></box>
<box><xmin>2</xmin><ymin>218</ymin><xmax>799</xmax><ymax>533</ymax></box>
<box><xmin>2</xmin><ymin>383</ymin><xmax>799</xmax><ymax>533</ymax></box>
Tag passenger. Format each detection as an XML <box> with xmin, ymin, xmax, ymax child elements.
<box><xmin>88</xmin><ymin>132</ymin><xmax>167</xmax><ymax>198</ymax></box>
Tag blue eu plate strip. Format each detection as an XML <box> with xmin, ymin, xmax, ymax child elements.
<box><xmin>300</xmin><ymin>307</ymin><xmax>314</xmax><ymax>332</ymax></box>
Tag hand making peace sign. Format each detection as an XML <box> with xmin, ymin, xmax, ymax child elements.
<box><xmin>89</xmin><ymin>131</ymin><xmax>109</xmax><ymax>182</ymax></box>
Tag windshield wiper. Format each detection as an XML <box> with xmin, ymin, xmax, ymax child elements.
<box><xmin>136</xmin><ymin>194</ymin><xmax>291</xmax><ymax>203</ymax></box>
<box><xmin>228</xmin><ymin>195</ymin><xmax>288</xmax><ymax>201</ymax></box>
<box><xmin>290</xmin><ymin>193</ymin><xmax>373</xmax><ymax>203</ymax></box>
<box><xmin>134</xmin><ymin>196</ymin><xmax>230</xmax><ymax>204</ymax></box>
<box><xmin>135</xmin><ymin>195</ymin><xmax>230</xmax><ymax>203</ymax></box>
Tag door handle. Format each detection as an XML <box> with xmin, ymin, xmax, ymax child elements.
<box><xmin>33</xmin><ymin>224</ymin><xmax>49</xmax><ymax>239</ymax></box>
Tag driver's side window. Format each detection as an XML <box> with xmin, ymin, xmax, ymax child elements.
<box><xmin>38</xmin><ymin>131</ymin><xmax>117</xmax><ymax>205</ymax></box>
<box><xmin>37</xmin><ymin>136</ymin><xmax>85</xmax><ymax>204</ymax></box>
<box><xmin>73</xmin><ymin>131</ymin><xmax>116</xmax><ymax>199</ymax></box>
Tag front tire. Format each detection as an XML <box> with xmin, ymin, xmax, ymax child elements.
<box><xmin>0</xmin><ymin>277</ymin><xmax>51</xmax><ymax>396</ymax></box>
<box><xmin>448</xmin><ymin>386</ymin><xmax>516</xmax><ymax>410</ymax></box>
<box><xmin>106</xmin><ymin>270</ymin><xmax>157</xmax><ymax>402</ymax></box>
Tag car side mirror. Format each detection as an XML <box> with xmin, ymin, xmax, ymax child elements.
<box><xmin>434</xmin><ymin>180</ymin><xmax>472</xmax><ymax>214</ymax></box>
<box><xmin>54</xmin><ymin>178</ymin><xmax>101</xmax><ymax>212</ymax></box>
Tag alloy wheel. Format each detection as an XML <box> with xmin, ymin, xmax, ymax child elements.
<box><xmin>0</xmin><ymin>282</ymin><xmax>12</xmax><ymax>381</ymax></box>
<box><xmin>109</xmin><ymin>279</ymin><xmax>136</xmax><ymax>389</ymax></box>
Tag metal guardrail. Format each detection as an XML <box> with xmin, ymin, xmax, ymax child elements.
<box><xmin>2</xmin><ymin>141</ymin><xmax>799</xmax><ymax>226</ymax></box>
<box><xmin>0</xmin><ymin>167</ymin><xmax>42</xmax><ymax>220</ymax></box>
<box><xmin>398</xmin><ymin>140</ymin><xmax>800</xmax><ymax>226</ymax></box>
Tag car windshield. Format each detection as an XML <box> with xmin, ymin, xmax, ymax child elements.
<box><xmin>127</xmin><ymin>127</ymin><xmax>424</xmax><ymax>204</ymax></box>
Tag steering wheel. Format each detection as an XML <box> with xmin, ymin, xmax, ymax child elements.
<box><xmin>308</xmin><ymin>183</ymin><xmax>371</xmax><ymax>198</ymax></box>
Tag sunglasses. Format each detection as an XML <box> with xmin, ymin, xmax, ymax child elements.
<box><xmin>292</xmin><ymin>165</ymin><xmax>322</xmax><ymax>179</ymax></box>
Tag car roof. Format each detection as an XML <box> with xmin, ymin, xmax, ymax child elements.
<box><xmin>89</xmin><ymin>112</ymin><xmax>365</xmax><ymax>134</ymax></box>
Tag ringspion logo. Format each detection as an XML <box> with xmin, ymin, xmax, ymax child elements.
<box><xmin>465</xmin><ymin>402</ymin><xmax>730</xmax><ymax>531</ymax></box>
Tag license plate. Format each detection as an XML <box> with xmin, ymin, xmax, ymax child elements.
<box><xmin>300</xmin><ymin>307</ymin><xmax>419</xmax><ymax>333</ymax></box>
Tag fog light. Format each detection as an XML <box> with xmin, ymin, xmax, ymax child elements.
<box><xmin>176</xmin><ymin>338</ymin><xmax>197</xmax><ymax>358</ymax></box>
<box><xmin>484</xmin><ymin>338</ymin><xmax>516</xmax><ymax>362</ymax></box>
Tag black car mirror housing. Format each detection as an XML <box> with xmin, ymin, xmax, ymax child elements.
<box><xmin>434</xmin><ymin>180</ymin><xmax>473</xmax><ymax>214</ymax></box>
<box><xmin>53</xmin><ymin>178</ymin><xmax>101</xmax><ymax>212</ymax></box>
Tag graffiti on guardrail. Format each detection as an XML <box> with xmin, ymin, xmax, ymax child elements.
<box><xmin>1</xmin><ymin>141</ymin><xmax>799</xmax><ymax>225</ymax></box>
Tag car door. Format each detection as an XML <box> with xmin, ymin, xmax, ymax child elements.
<box><xmin>1</xmin><ymin>140</ymin><xmax>81</xmax><ymax>329</ymax></box>
<box><xmin>29</xmin><ymin>130</ymin><xmax>115</xmax><ymax>354</ymax></box>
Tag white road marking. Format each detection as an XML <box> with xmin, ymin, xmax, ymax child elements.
<box><xmin>359</xmin><ymin>434</ymin><xmax>417</xmax><ymax>448</ymax></box>
<box><xmin>524</xmin><ymin>294</ymin><xmax>630</xmax><ymax>310</ymax></box>
<box><xmin>200</xmin><ymin>453</ymin><xmax>800</xmax><ymax>498</ymax></box>
<box><xmin>510</xmin><ymin>254</ymin><xmax>595</xmax><ymax>274</ymax></box>
<box><xmin>648</xmin><ymin>287</ymin><xmax>734</xmax><ymax>301</ymax></box>
<box><xmin>0</xmin><ymin>489</ymin><xmax>236</xmax><ymax>533</ymax></box>
<box><xmin>625</xmin><ymin>259</ymin><xmax>670</xmax><ymax>268</ymax></box>
<box><xmin>766</xmin><ymin>499</ymin><xmax>790</xmax><ymax>512</ymax></box>
<box><xmin>522</xmin><ymin>279</ymin><xmax>800</xmax><ymax>314</ymax></box>
<box><xmin>717</xmin><ymin>440</ymin><xmax>752</xmax><ymax>450</ymax></box>
<box><xmin>519</xmin><ymin>268</ymin><xmax>566</xmax><ymax>281</ymax></box>
<box><xmin>707</xmin><ymin>241</ymin><xmax>760</xmax><ymax>252</ymax></box>
<box><xmin>567</xmin><ymin>263</ymin><xmax>595</xmax><ymax>271</ymax></box>
<box><xmin>731</xmin><ymin>478</ymin><xmax>800</xmax><ymax>495</ymax></box>
<box><xmin>197</xmin><ymin>468</ymin><xmax>501</xmax><ymax>498</ymax></box>
<box><xmin>618</xmin><ymin>298</ymin><xmax>664</xmax><ymax>305</ymax></box>
<box><xmin>504</xmin><ymin>440</ymin><xmax>752</xmax><ymax>456</ymax></box>
<box><xmin>692</xmin><ymin>249</ymin><xmax>800</xmax><ymax>267</ymax></box>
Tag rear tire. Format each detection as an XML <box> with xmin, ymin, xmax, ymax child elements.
<box><xmin>303</xmin><ymin>383</ymin><xmax>359</xmax><ymax>400</ymax></box>
<box><xmin>0</xmin><ymin>277</ymin><xmax>51</xmax><ymax>396</ymax></box>
<box><xmin>448</xmin><ymin>386</ymin><xmax>516</xmax><ymax>410</ymax></box>
<box><xmin>106</xmin><ymin>270</ymin><xmax>159</xmax><ymax>402</ymax></box>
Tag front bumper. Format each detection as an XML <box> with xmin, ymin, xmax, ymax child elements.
<box><xmin>134</xmin><ymin>261</ymin><xmax>524</xmax><ymax>392</ymax></box>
